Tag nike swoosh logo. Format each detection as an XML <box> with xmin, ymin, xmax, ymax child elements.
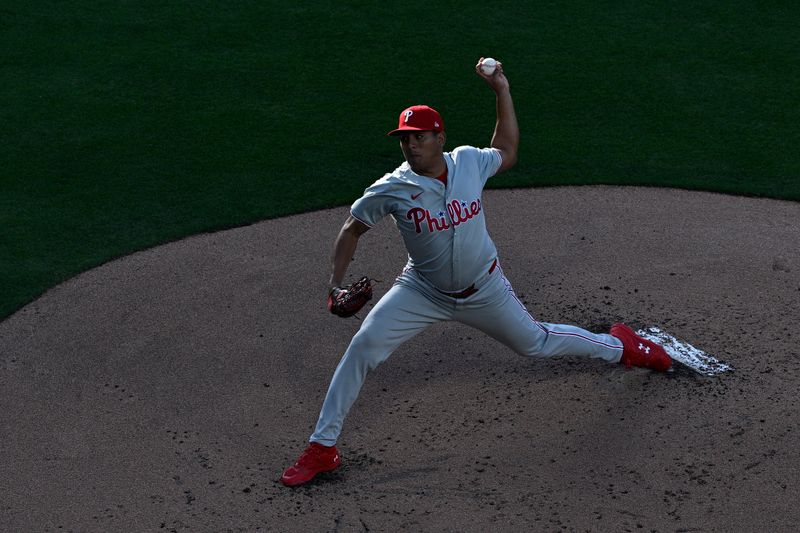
<box><xmin>411</xmin><ymin>192</ymin><xmax>423</xmax><ymax>200</ymax></box>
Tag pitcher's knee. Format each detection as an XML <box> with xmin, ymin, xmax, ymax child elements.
<box><xmin>513</xmin><ymin>333</ymin><xmax>549</xmax><ymax>358</ymax></box>
<box><xmin>519</xmin><ymin>343</ymin><xmax>547</xmax><ymax>358</ymax></box>
<box><xmin>345</xmin><ymin>330</ymin><xmax>392</xmax><ymax>371</ymax></box>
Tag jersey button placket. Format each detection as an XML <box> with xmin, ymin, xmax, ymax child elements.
<box><xmin>445</xmin><ymin>193</ymin><xmax>461</xmax><ymax>288</ymax></box>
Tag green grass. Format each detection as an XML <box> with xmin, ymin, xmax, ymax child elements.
<box><xmin>2</xmin><ymin>1</ymin><xmax>799</xmax><ymax>319</ymax></box>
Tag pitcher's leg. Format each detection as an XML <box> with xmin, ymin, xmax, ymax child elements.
<box><xmin>529</xmin><ymin>321</ymin><xmax>622</xmax><ymax>362</ymax></box>
<box><xmin>459</xmin><ymin>271</ymin><xmax>622</xmax><ymax>362</ymax></box>
<box><xmin>310</xmin><ymin>281</ymin><xmax>450</xmax><ymax>446</ymax></box>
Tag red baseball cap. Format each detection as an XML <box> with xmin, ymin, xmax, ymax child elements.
<box><xmin>387</xmin><ymin>105</ymin><xmax>445</xmax><ymax>136</ymax></box>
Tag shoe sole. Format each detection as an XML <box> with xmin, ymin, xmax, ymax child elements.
<box><xmin>281</xmin><ymin>461</ymin><xmax>341</xmax><ymax>487</ymax></box>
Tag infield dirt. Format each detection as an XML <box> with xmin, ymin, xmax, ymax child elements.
<box><xmin>1</xmin><ymin>186</ymin><xmax>798</xmax><ymax>531</ymax></box>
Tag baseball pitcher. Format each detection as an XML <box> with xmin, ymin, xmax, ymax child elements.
<box><xmin>281</xmin><ymin>58</ymin><xmax>671</xmax><ymax>487</ymax></box>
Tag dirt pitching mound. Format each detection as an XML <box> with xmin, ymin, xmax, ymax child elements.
<box><xmin>1</xmin><ymin>186</ymin><xmax>798</xmax><ymax>531</ymax></box>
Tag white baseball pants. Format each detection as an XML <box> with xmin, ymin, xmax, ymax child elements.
<box><xmin>310</xmin><ymin>264</ymin><xmax>623</xmax><ymax>446</ymax></box>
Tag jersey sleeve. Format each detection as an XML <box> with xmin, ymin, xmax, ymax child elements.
<box><xmin>350</xmin><ymin>179</ymin><xmax>395</xmax><ymax>227</ymax></box>
<box><xmin>453</xmin><ymin>146</ymin><xmax>503</xmax><ymax>185</ymax></box>
<box><xmin>478</xmin><ymin>147</ymin><xmax>503</xmax><ymax>181</ymax></box>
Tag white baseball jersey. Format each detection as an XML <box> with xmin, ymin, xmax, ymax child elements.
<box><xmin>350</xmin><ymin>146</ymin><xmax>502</xmax><ymax>292</ymax></box>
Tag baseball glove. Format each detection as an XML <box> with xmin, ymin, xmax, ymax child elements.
<box><xmin>327</xmin><ymin>277</ymin><xmax>373</xmax><ymax>318</ymax></box>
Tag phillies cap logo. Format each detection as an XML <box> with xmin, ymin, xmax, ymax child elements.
<box><xmin>404</xmin><ymin>110</ymin><xmax>414</xmax><ymax>123</ymax></box>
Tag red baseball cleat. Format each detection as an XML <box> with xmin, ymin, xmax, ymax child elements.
<box><xmin>610</xmin><ymin>323</ymin><xmax>672</xmax><ymax>372</ymax></box>
<box><xmin>280</xmin><ymin>442</ymin><xmax>341</xmax><ymax>487</ymax></box>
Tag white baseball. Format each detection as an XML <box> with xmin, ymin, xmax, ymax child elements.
<box><xmin>480</xmin><ymin>57</ymin><xmax>497</xmax><ymax>76</ymax></box>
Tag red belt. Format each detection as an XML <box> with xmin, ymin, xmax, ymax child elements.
<box><xmin>437</xmin><ymin>259</ymin><xmax>498</xmax><ymax>299</ymax></box>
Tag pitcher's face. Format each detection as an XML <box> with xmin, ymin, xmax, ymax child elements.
<box><xmin>398</xmin><ymin>131</ymin><xmax>445</xmax><ymax>174</ymax></box>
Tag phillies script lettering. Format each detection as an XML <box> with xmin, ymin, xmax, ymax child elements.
<box><xmin>407</xmin><ymin>199</ymin><xmax>482</xmax><ymax>233</ymax></box>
